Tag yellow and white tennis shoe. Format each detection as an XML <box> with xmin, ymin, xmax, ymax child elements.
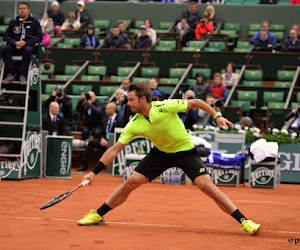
<box><xmin>78</xmin><ymin>210</ymin><xmax>106</xmax><ymax>226</ymax></box>
<box><xmin>240</xmin><ymin>218</ymin><xmax>261</xmax><ymax>235</ymax></box>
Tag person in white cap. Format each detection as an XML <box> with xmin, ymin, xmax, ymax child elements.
<box><xmin>47</xmin><ymin>1</ymin><xmax>65</xmax><ymax>36</ymax></box>
<box><xmin>75</xmin><ymin>1</ymin><xmax>89</xmax><ymax>24</ymax></box>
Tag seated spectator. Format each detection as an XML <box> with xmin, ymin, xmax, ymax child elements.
<box><xmin>249</xmin><ymin>21</ymin><xmax>277</xmax><ymax>48</ymax></box>
<box><xmin>195</xmin><ymin>15</ymin><xmax>213</xmax><ymax>40</ymax></box>
<box><xmin>252</xmin><ymin>30</ymin><xmax>276</xmax><ymax>52</ymax></box>
<box><xmin>152</xmin><ymin>89</ymin><xmax>162</xmax><ymax>101</ymax></box>
<box><xmin>178</xmin><ymin>90</ymin><xmax>198</xmax><ymax>130</ymax></box>
<box><xmin>44</xmin><ymin>84</ymin><xmax>73</xmax><ymax>136</ymax></box>
<box><xmin>102</xmin><ymin>26</ymin><xmax>124</xmax><ymax>49</ymax></box>
<box><xmin>197</xmin><ymin>93</ymin><xmax>220</xmax><ymax>127</ymax></box>
<box><xmin>209</xmin><ymin>73</ymin><xmax>228</xmax><ymax>103</ymax></box>
<box><xmin>122</xmin><ymin>79</ymin><xmax>130</xmax><ymax>93</ymax></box>
<box><xmin>204</xmin><ymin>0</ymin><xmax>225</xmax><ymax>4</ymax></box>
<box><xmin>290</xmin><ymin>0</ymin><xmax>300</xmax><ymax>4</ymax></box>
<box><xmin>221</xmin><ymin>62</ymin><xmax>239</xmax><ymax>85</ymax></box>
<box><xmin>39</xmin><ymin>12</ymin><xmax>54</xmax><ymax>36</ymax></box>
<box><xmin>204</xmin><ymin>5</ymin><xmax>217</xmax><ymax>28</ymax></box>
<box><xmin>234</xmin><ymin>117</ymin><xmax>254</xmax><ymax>130</ymax></box>
<box><xmin>138</xmin><ymin>19</ymin><xmax>157</xmax><ymax>46</ymax></box>
<box><xmin>179</xmin><ymin>1</ymin><xmax>201</xmax><ymax>30</ymax></box>
<box><xmin>106</xmin><ymin>22</ymin><xmax>130</xmax><ymax>48</ymax></box>
<box><xmin>113</xmin><ymin>89</ymin><xmax>129</xmax><ymax>120</ymax></box>
<box><xmin>281</xmin><ymin>29</ymin><xmax>300</xmax><ymax>52</ymax></box>
<box><xmin>41</xmin><ymin>27</ymin><xmax>50</xmax><ymax>47</ymax></box>
<box><xmin>76</xmin><ymin>91</ymin><xmax>103</xmax><ymax>140</ymax></box>
<box><xmin>2</xmin><ymin>2</ymin><xmax>42</xmax><ymax>85</ymax></box>
<box><xmin>291</xmin><ymin>24</ymin><xmax>300</xmax><ymax>38</ymax></box>
<box><xmin>78</xmin><ymin>24</ymin><xmax>100</xmax><ymax>49</ymax></box>
<box><xmin>77</xmin><ymin>102</ymin><xmax>125</xmax><ymax>171</ymax></box>
<box><xmin>149</xmin><ymin>77</ymin><xmax>166</xmax><ymax>100</ymax></box>
<box><xmin>176</xmin><ymin>18</ymin><xmax>193</xmax><ymax>48</ymax></box>
<box><xmin>75</xmin><ymin>1</ymin><xmax>89</xmax><ymax>24</ymax></box>
<box><xmin>132</xmin><ymin>25</ymin><xmax>152</xmax><ymax>50</ymax></box>
<box><xmin>189</xmin><ymin>71</ymin><xmax>209</xmax><ymax>100</ymax></box>
<box><xmin>47</xmin><ymin>1</ymin><xmax>64</xmax><ymax>36</ymax></box>
<box><xmin>42</xmin><ymin>101</ymin><xmax>67</xmax><ymax>136</ymax></box>
<box><xmin>282</xmin><ymin>102</ymin><xmax>300</xmax><ymax>133</ymax></box>
<box><xmin>60</xmin><ymin>11</ymin><xmax>81</xmax><ymax>35</ymax></box>
<box><xmin>260</xmin><ymin>0</ymin><xmax>277</xmax><ymax>4</ymax></box>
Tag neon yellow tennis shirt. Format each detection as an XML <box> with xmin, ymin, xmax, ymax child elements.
<box><xmin>118</xmin><ymin>99</ymin><xmax>195</xmax><ymax>153</ymax></box>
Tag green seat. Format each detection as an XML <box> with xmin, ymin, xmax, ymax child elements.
<box><xmin>223</xmin><ymin>23</ymin><xmax>241</xmax><ymax>32</ymax></box>
<box><xmin>242</xmin><ymin>81</ymin><xmax>262</xmax><ymax>86</ymax></box>
<box><xmin>117</xmin><ymin>67</ymin><xmax>134</xmax><ymax>76</ymax></box>
<box><xmin>185</xmin><ymin>79</ymin><xmax>196</xmax><ymax>84</ymax></box>
<box><xmin>230</xmin><ymin>100</ymin><xmax>251</xmax><ymax>112</ymax></box>
<box><xmin>208</xmin><ymin>41</ymin><xmax>226</xmax><ymax>51</ymax></box>
<box><xmin>94</xmin><ymin>20</ymin><xmax>110</xmax><ymax>29</ymax></box>
<box><xmin>291</xmin><ymin>102</ymin><xmax>298</xmax><ymax>109</ymax></box>
<box><xmin>236</xmin><ymin>41</ymin><xmax>251</xmax><ymax>49</ymax></box>
<box><xmin>40</xmin><ymin>74</ymin><xmax>49</xmax><ymax>80</ymax></box>
<box><xmin>68</xmin><ymin>95</ymin><xmax>81</xmax><ymax>113</ymax></box>
<box><xmin>274</xmin><ymin>81</ymin><xmax>292</xmax><ymax>87</ymax></box>
<box><xmin>220</xmin><ymin>30</ymin><xmax>237</xmax><ymax>39</ymax></box>
<box><xmin>277</xmin><ymin>0</ymin><xmax>290</xmax><ymax>4</ymax></box>
<box><xmin>41</xmin><ymin>64</ymin><xmax>55</xmax><ymax>75</ymax></box>
<box><xmin>45</xmin><ymin>84</ymin><xmax>57</xmax><ymax>95</ymax></box>
<box><xmin>73</xmin><ymin>85</ymin><xmax>93</xmax><ymax>95</ymax></box>
<box><xmin>135</xmin><ymin>20</ymin><xmax>144</xmax><ymax>28</ymax></box>
<box><xmin>182</xmin><ymin>47</ymin><xmax>198</xmax><ymax>51</ymax></box>
<box><xmin>88</xmin><ymin>66</ymin><xmax>107</xmax><ymax>77</ymax></box>
<box><xmin>273</xmin><ymin>31</ymin><xmax>284</xmax><ymax>45</ymax></box>
<box><xmin>65</xmin><ymin>65</ymin><xmax>82</xmax><ymax>75</ymax></box>
<box><xmin>189</xmin><ymin>41</ymin><xmax>206</xmax><ymax>48</ymax></box>
<box><xmin>0</xmin><ymin>36</ymin><xmax>3</xmax><ymax>43</ymax></box>
<box><xmin>244</xmin><ymin>70</ymin><xmax>263</xmax><ymax>81</ymax></box>
<box><xmin>129</xmin><ymin>28</ymin><xmax>140</xmax><ymax>35</ymax></box>
<box><xmin>270</xmin><ymin>24</ymin><xmax>285</xmax><ymax>32</ymax></box>
<box><xmin>93</xmin><ymin>28</ymin><xmax>102</xmax><ymax>36</ymax></box>
<box><xmin>117</xmin><ymin>20</ymin><xmax>130</xmax><ymax>27</ymax></box>
<box><xmin>267</xmin><ymin>102</ymin><xmax>285</xmax><ymax>109</ymax></box>
<box><xmin>203</xmin><ymin>47</ymin><xmax>222</xmax><ymax>52</ymax></box>
<box><xmin>237</xmin><ymin>90</ymin><xmax>258</xmax><ymax>109</ymax></box>
<box><xmin>141</xmin><ymin>67</ymin><xmax>160</xmax><ymax>78</ymax></box>
<box><xmin>244</xmin><ymin>0</ymin><xmax>260</xmax><ymax>4</ymax></box>
<box><xmin>261</xmin><ymin>91</ymin><xmax>284</xmax><ymax>110</ymax></box>
<box><xmin>4</xmin><ymin>17</ymin><xmax>11</xmax><ymax>25</ymax></box>
<box><xmin>154</xmin><ymin>46</ymin><xmax>172</xmax><ymax>51</ymax></box>
<box><xmin>99</xmin><ymin>85</ymin><xmax>119</xmax><ymax>96</ymax></box>
<box><xmin>41</xmin><ymin>94</ymin><xmax>49</xmax><ymax>101</ymax></box>
<box><xmin>57</xmin><ymin>43</ymin><xmax>73</xmax><ymax>48</ymax></box>
<box><xmin>169</xmin><ymin>68</ymin><xmax>186</xmax><ymax>78</ymax></box>
<box><xmin>249</xmin><ymin>23</ymin><xmax>261</xmax><ymax>32</ymax></box>
<box><xmin>158</xmin><ymin>86</ymin><xmax>174</xmax><ymax>95</ymax></box>
<box><xmin>234</xmin><ymin>48</ymin><xmax>250</xmax><ymax>52</ymax></box>
<box><xmin>110</xmin><ymin>75</ymin><xmax>127</xmax><ymax>82</ymax></box>
<box><xmin>81</xmin><ymin>75</ymin><xmax>100</xmax><ymax>81</ymax></box>
<box><xmin>49</xmin><ymin>37</ymin><xmax>61</xmax><ymax>45</ymax></box>
<box><xmin>227</xmin><ymin>0</ymin><xmax>244</xmax><ymax>3</ymax></box>
<box><xmin>277</xmin><ymin>70</ymin><xmax>296</xmax><ymax>81</ymax></box>
<box><xmin>64</xmin><ymin>37</ymin><xmax>81</xmax><ymax>47</ymax></box>
<box><xmin>160</xmin><ymin>22</ymin><xmax>173</xmax><ymax>30</ymax></box>
<box><xmin>157</xmin><ymin>40</ymin><xmax>176</xmax><ymax>50</ymax></box>
<box><xmin>55</xmin><ymin>75</ymin><xmax>73</xmax><ymax>81</ymax></box>
<box><xmin>132</xmin><ymin>77</ymin><xmax>150</xmax><ymax>82</ymax></box>
<box><xmin>191</xmin><ymin>68</ymin><xmax>211</xmax><ymax>80</ymax></box>
<box><xmin>297</xmin><ymin>92</ymin><xmax>300</xmax><ymax>102</ymax></box>
<box><xmin>96</xmin><ymin>96</ymin><xmax>109</xmax><ymax>103</ymax></box>
<box><xmin>0</xmin><ymin>25</ymin><xmax>7</xmax><ymax>34</ymax></box>
<box><xmin>160</xmin><ymin>78</ymin><xmax>179</xmax><ymax>84</ymax></box>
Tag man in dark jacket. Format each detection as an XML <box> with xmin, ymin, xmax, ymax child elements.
<box><xmin>47</xmin><ymin>1</ymin><xmax>64</xmax><ymax>36</ymax></box>
<box><xmin>179</xmin><ymin>2</ymin><xmax>201</xmax><ymax>30</ymax></box>
<box><xmin>132</xmin><ymin>25</ymin><xmax>152</xmax><ymax>50</ymax></box>
<box><xmin>189</xmin><ymin>71</ymin><xmax>209</xmax><ymax>100</ymax></box>
<box><xmin>42</xmin><ymin>101</ymin><xmax>67</xmax><ymax>136</ymax></box>
<box><xmin>252</xmin><ymin>30</ymin><xmax>276</xmax><ymax>52</ymax></box>
<box><xmin>2</xmin><ymin>2</ymin><xmax>43</xmax><ymax>85</ymax></box>
<box><xmin>283</xmin><ymin>102</ymin><xmax>300</xmax><ymax>133</ymax></box>
<box><xmin>75</xmin><ymin>1</ymin><xmax>89</xmax><ymax>24</ymax></box>
<box><xmin>102</xmin><ymin>26</ymin><xmax>124</xmax><ymax>49</ymax></box>
<box><xmin>77</xmin><ymin>102</ymin><xmax>125</xmax><ymax>171</ymax></box>
<box><xmin>106</xmin><ymin>22</ymin><xmax>129</xmax><ymax>47</ymax></box>
<box><xmin>76</xmin><ymin>91</ymin><xmax>103</xmax><ymax>140</ymax></box>
<box><xmin>281</xmin><ymin>29</ymin><xmax>300</xmax><ymax>52</ymax></box>
<box><xmin>78</xmin><ymin>24</ymin><xmax>100</xmax><ymax>48</ymax></box>
<box><xmin>44</xmin><ymin>84</ymin><xmax>73</xmax><ymax>135</ymax></box>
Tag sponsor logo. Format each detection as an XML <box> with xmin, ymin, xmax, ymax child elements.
<box><xmin>199</xmin><ymin>168</ymin><xmax>205</xmax><ymax>173</ymax></box>
<box><xmin>14</xmin><ymin>26</ymin><xmax>21</xmax><ymax>34</ymax></box>
<box><xmin>28</xmin><ymin>64</ymin><xmax>39</xmax><ymax>86</ymax></box>
<box><xmin>207</xmin><ymin>167</ymin><xmax>238</xmax><ymax>184</ymax></box>
<box><xmin>250</xmin><ymin>166</ymin><xmax>274</xmax><ymax>186</ymax></box>
<box><xmin>60</xmin><ymin>141</ymin><xmax>71</xmax><ymax>175</ymax></box>
<box><xmin>124</xmin><ymin>162</ymin><xmax>138</xmax><ymax>180</ymax></box>
<box><xmin>0</xmin><ymin>159</ymin><xmax>20</xmax><ymax>178</ymax></box>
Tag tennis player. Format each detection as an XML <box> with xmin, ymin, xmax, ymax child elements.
<box><xmin>78</xmin><ymin>82</ymin><xmax>261</xmax><ymax>235</ymax></box>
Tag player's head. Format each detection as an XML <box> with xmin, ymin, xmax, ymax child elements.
<box><xmin>127</xmin><ymin>82</ymin><xmax>152</xmax><ymax>113</ymax></box>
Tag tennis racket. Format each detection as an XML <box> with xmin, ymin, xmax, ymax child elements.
<box><xmin>40</xmin><ymin>180</ymin><xmax>89</xmax><ymax>210</ymax></box>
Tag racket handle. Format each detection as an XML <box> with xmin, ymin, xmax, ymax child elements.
<box><xmin>80</xmin><ymin>180</ymin><xmax>90</xmax><ymax>187</ymax></box>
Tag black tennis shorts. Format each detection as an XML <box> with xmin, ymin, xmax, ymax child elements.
<box><xmin>134</xmin><ymin>147</ymin><xmax>209</xmax><ymax>182</ymax></box>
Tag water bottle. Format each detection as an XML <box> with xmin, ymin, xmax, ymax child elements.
<box><xmin>164</xmin><ymin>168</ymin><xmax>170</xmax><ymax>185</ymax></box>
<box><xmin>137</xmin><ymin>142</ymin><xmax>142</xmax><ymax>155</ymax></box>
<box><xmin>171</xmin><ymin>168</ymin><xmax>176</xmax><ymax>185</ymax></box>
<box><xmin>176</xmin><ymin>168</ymin><xmax>181</xmax><ymax>185</ymax></box>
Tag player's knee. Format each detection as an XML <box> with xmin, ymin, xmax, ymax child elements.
<box><xmin>123</xmin><ymin>177</ymin><xmax>140</xmax><ymax>191</ymax></box>
<box><xmin>204</xmin><ymin>185</ymin><xmax>218</xmax><ymax>198</ymax></box>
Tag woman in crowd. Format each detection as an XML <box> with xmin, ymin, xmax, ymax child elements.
<box><xmin>204</xmin><ymin>5</ymin><xmax>217</xmax><ymax>29</ymax></box>
<box><xmin>39</xmin><ymin>12</ymin><xmax>54</xmax><ymax>36</ymax></box>
<box><xmin>221</xmin><ymin>62</ymin><xmax>239</xmax><ymax>85</ymax></box>
<box><xmin>60</xmin><ymin>11</ymin><xmax>81</xmax><ymax>35</ymax></box>
<box><xmin>138</xmin><ymin>19</ymin><xmax>157</xmax><ymax>46</ymax></box>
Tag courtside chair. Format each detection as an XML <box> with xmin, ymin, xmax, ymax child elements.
<box><xmin>99</xmin><ymin>85</ymin><xmax>119</xmax><ymax>97</ymax></box>
<box><xmin>157</xmin><ymin>40</ymin><xmax>176</xmax><ymax>50</ymax></box>
<box><xmin>42</xmin><ymin>84</ymin><xmax>57</xmax><ymax>101</ymax></box>
<box><xmin>261</xmin><ymin>91</ymin><xmax>284</xmax><ymax>111</ymax></box>
<box><xmin>55</xmin><ymin>75</ymin><xmax>72</xmax><ymax>81</ymax></box>
<box><xmin>191</xmin><ymin>68</ymin><xmax>211</xmax><ymax>80</ymax></box>
<box><xmin>88</xmin><ymin>66</ymin><xmax>107</xmax><ymax>80</ymax></box>
<box><xmin>244</xmin><ymin>70</ymin><xmax>263</xmax><ymax>81</ymax></box>
<box><xmin>141</xmin><ymin>67</ymin><xmax>160</xmax><ymax>78</ymax></box>
<box><xmin>237</xmin><ymin>90</ymin><xmax>258</xmax><ymax>110</ymax></box>
<box><xmin>72</xmin><ymin>85</ymin><xmax>93</xmax><ymax>95</ymax></box>
<box><xmin>81</xmin><ymin>75</ymin><xmax>100</xmax><ymax>81</ymax></box>
<box><xmin>273</xmin><ymin>81</ymin><xmax>292</xmax><ymax>87</ymax></box>
<box><xmin>169</xmin><ymin>68</ymin><xmax>186</xmax><ymax>78</ymax></box>
<box><xmin>110</xmin><ymin>75</ymin><xmax>127</xmax><ymax>82</ymax></box>
<box><xmin>159</xmin><ymin>22</ymin><xmax>173</xmax><ymax>31</ymax></box>
<box><xmin>160</xmin><ymin>78</ymin><xmax>179</xmax><ymax>84</ymax></box>
<box><xmin>277</xmin><ymin>70</ymin><xmax>296</xmax><ymax>81</ymax></box>
<box><xmin>132</xmin><ymin>77</ymin><xmax>150</xmax><ymax>82</ymax></box>
<box><xmin>64</xmin><ymin>37</ymin><xmax>81</xmax><ymax>47</ymax></box>
<box><xmin>117</xmin><ymin>67</ymin><xmax>135</xmax><ymax>76</ymax></box>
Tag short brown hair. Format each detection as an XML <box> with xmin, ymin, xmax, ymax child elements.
<box><xmin>214</xmin><ymin>73</ymin><xmax>222</xmax><ymax>79</ymax></box>
<box><xmin>129</xmin><ymin>82</ymin><xmax>152</xmax><ymax>103</ymax></box>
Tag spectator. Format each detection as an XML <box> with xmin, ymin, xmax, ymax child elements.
<box><xmin>178</xmin><ymin>90</ymin><xmax>198</xmax><ymax>130</ymax></box>
<box><xmin>42</xmin><ymin>101</ymin><xmax>67</xmax><ymax>136</ymax></box>
<box><xmin>189</xmin><ymin>71</ymin><xmax>209</xmax><ymax>100</ymax></box>
<box><xmin>102</xmin><ymin>26</ymin><xmax>124</xmax><ymax>49</ymax></box>
<box><xmin>290</xmin><ymin>0</ymin><xmax>300</xmax><ymax>4</ymax></box>
<box><xmin>149</xmin><ymin>77</ymin><xmax>166</xmax><ymax>100</ymax></box>
<box><xmin>152</xmin><ymin>89</ymin><xmax>162</xmax><ymax>101</ymax></box>
<box><xmin>106</xmin><ymin>22</ymin><xmax>129</xmax><ymax>48</ymax></box>
<box><xmin>221</xmin><ymin>62</ymin><xmax>239</xmax><ymax>85</ymax></box>
<box><xmin>132</xmin><ymin>25</ymin><xmax>152</xmax><ymax>50</ymax></box>
<box><xmin>77</xmin><ymin>102</ymin><xmax>125</xmax><ymax>171</ymax></box>
<box><xmin>2</xmin><ymin>2</ymin><xmax>43</xmax><ymax>85</ymax></box>
<box><xmin>39</xmin><ymin>12</ymin><xmax>54</xmax><ymax>36</ymax></box>
<box><xmin>281</xmin><ymin>29</ymin><xmax>300</xmax><ymax>52</ymax></box>
<box><xmin>252</xmin><ymin>29</ymin><xmax>276</xmax><ymax>52</ymax></box>
<box><xmin>43</xmin><ymin>84</ymin><xmax>73</xmax><ymax>136</ymax></box>
<box><xmin>75</xmin><ymin>1</ymin><xmax>89</xmax><ymax>24</ymax></box>
<box><xmin>204</xmin><ymin>5</ymin><xmax>217</xmax><ymax>28</ymax></box>
<box><xmin>176</xmin><ymin>18</ymin><xmax>193</xmax><ymax>48</ymax></box>
<box><xmin>113</xmin><ymin>89</ymin><xmax>129</xmax><ymax>120</ymax></box>
<box><xmin>122</xmin><ymin>79</ymin><xmax>130</xmax><ymax>93</ymax></box>
<box><xmin>60</xmin><ymin>11</ymin><xmax>81</xmax><ymax>35</ymax></box>
<box><xmin>260</xmin><ymin>0</ymin><xmax>277</xmax><ymax>4</ymax></box>
<box><xmin>78</xmin><ymin>24</ymin><xmax>100</xmax><ymax>49</ymax></box>
<box><xmin>179</xmin><ymin>1</ymin><xmax>201</xmax><ymax>30</ymax></box>
<box><xmin>282</xmin><ymin>102</ymin><xmax>300</xmax><ymax>133</ymax></box>
<box><xmin>138</xmin><ymin>19</ymin><xmax>157</xmax><ymax>46</ymax></box>
<box><xmin>234</xmin><ymin>117</ymin><xmax>254</xmax><ymax>130</ymax></box>
<box><xmin>41</xmin><ymin>27</ymin><xmax>50</xmax><ymax>47</ymax></box>
<box><xmin>291</xmin><ymin>24</ymin><xmax>300</xmax><ymax>38</ymax></box>
<box><xmin>197</xmin><ymin>93</ymin><xmax>220</xmax><ymax>127</ymax></box>
<box><xmin>249</xmin><ymin>21</ymin><xmax>277</xmax><ymax>47</ymax></box>
<box><xmin>76</xmin><ymin>91</ymin><xmax>103</xmax><ymax>140</ymax></box>
<box><xmin>209</xmin><ymin>73</ymin><xmax>228</xmax><ymax>103</ymax></box>
<box><xmin>47</xmin><ymin>1</ymin><xmax>64</xmax><ymax>36</ymax></box>
<box><xmin>195</xmin><ymin>15</ymin><xmax>213</xmax><ymax>40</ymax></box>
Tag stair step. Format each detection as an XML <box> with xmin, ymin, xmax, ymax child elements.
<box><xmin>0</xmin><ymin>106</ymin><xmax>25</xmax><ymax>110</ymax></box>
<box><xmin>0</xmin><ymin>90</ymin><xmax>26</xmax><ymax>95</ymax></box>
<box><xmin>0</xmin><ymin>121</ymin><xmax>24</xmax><ymax>126</ymax></box>
<box><xmin>0</xmin><ymin>137</ymin><xmax>23</xmax><ymax>141</ymax></box>
<box><xmin>0</xmin><ymin>153</ymin><xmax>21</xmax><ymax>157</ymax></box>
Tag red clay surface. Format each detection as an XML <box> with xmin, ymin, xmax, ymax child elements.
<box><xmin>1</xmin><ymin>171</ymin><xmax>300</xmax><ymax>250</ymax></box>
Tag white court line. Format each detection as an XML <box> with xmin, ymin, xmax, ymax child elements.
<box><xmin>1</xmin><ymin>216</ymin><xmax>299</xmax><ymax>235</ymax></box>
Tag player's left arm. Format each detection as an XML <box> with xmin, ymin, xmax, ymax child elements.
<box><xmin>187</xmin><ymin>99</ymin><xmax>233</xmax><ymax>129</ymax></box>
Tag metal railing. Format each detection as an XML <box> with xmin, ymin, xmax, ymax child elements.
<box><xmin>284</xmin><ymin>66</ymin><xmax>300</xmax><ymax>109</ymax></box>
<box><xmin>63</xmin><ymin>60</ymin><xmax>90</xmax><ymax>90</ymax></box>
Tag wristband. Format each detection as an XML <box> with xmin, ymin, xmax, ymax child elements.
<box><xmin>92</xmin><ymin>161</ymin><xmax>106</xmax><ymax>175</ymax></box>
<box><xmin>213</xmin><ymin>113</ymin><xmax>218</xmax><ymax>119</ymax></box>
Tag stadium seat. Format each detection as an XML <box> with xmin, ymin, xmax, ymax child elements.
<box><xmin>65</xmin><ymin>65</ymin><xmax>83</xmax><ymax>75</ymax></box>
<box><xmin>169</xmin><ymin>68</ymin><xmax>187</xmax><ymax>78</ymax></box>
<box><xmin>158</xmin><ymin>86</ymin><xmax>174</xmax><ymax>96</ymax></box>
<box><xmin>81</xmin><ymin>75</ymin><xmax>100</xmax><ymax>81</ymax></box>
<box><xmin>64</xmin><ymin>37</ymin><xmax>81</xmax><ymax>47</ymax></box>
<box><xmin>260</xmin><ymin>91</ymin><xmax>284</xmax><ymax>110</ymax></box>
<box><xmin>0</xmin><ymin>25</ymin><xmax>6</xmax><ymax>34</ymax></box>
<box><xmin>273</xmin><ymin>81</ymin><xmax>292</xmax><ymax>87</ymax></box>
<box><xmin>42</xmin><ymin>84</ymin><xmax>56</xmax><ymax>101</ymax></box>
<box><xmin>99</xmin><ymin>85</ymin><xmax>119</xmax><ymax>96</ymax></box>
<box><xmin>0</xmin><ymin>36</ymin><xmax>3</xmax><ymax>43</ymax></box>
<box><xmin>40</xmin><ymin>74</ymin><xmax>49</xmax><ymax>80</ymax></box>
<box><xmin>185</xmin><ymin>79</ymin><xmax>196</xmax><ymax>84</ymax></box>
<box><xmin>157</xmin><ymin>40</ymin><xmax>176</xmax><ymax>50</ymax></box>
<box><xmin>41</xmin><ymin>63</ymin><xmax>55</xmax><ymax>76</ymax></box>
<box><xmin>68</xmin><ymin>95</ymin><xmax>81</xmax><ymax>130</ymax></box>
<box><xmin>129</xmin><ymin>28</ymin><xmax>140</xmax><ymax>36</ymax></box>
<box><xmin>270</xmin><ymin>24</ymin><xmax>285</xmax><ymax>32</ymax></box>
<box><xmin>219</xmin><ymin>30</ymin><xmax>237</xmax><ymax>46</ymax></box>
<box><xmin>49</xmin><ymin>37</ymin><xmax>61</xmax><ymax>45</ymax></box>
<box><xmin>277</xmin><ymin>70</ymin><xmax>296</xmax><ymax>81</ymax></box>
<box><xmin>191</xmin><ymin>68</ymin><xmax>211</xmax><ymax>80</ymax></box>
<box><xmin>291</xmin><ymin>102</ymin><xmax>298</xmax><ymax>109</ymax></box>
<box><xmin>132</xmin><ymin>77</ymin><xmax>150</xmax><ymax>82</ymax></box>
<box><xmin>244</xmin><ymin>0</ymin><xmax>260</xmax><ymax>4</ymax></box>
<box><xmin>233</xmin><ymin>48</ymin><xmax>250</xmax><ymax>52</ymax></box>
<box><xmin>249</xmin><ymin>23</ymin><xmax>261</xmax><ymax>32</ymax></box>
<box><xmin>267</xmin><ymin>102</ymin><xmax>285</xmax><ymax>109</ymax></box>
<box><xmin>297</xmin><ymin>92</ymin><xmax>300</xmax><ymax>101</ymax></box>
<box><xmin>207</xmin><ymin>41</ymin><xmax>226</xmax><ymax>51</ymax></box>
<box><xmin>96</xmin><ymin>96</ymin><xmax>109</xmax><ymax>103</ymax></box>
<box><xmin>135</xmin><ymin>20</ymin><xmax>144</xmax><ymax>28</ymax></box>
<box><xmin>244</xmin><ymin>70</ymin><xmax>263</xmax><ymax>81</ymax></box>
<box><xmin>189</xmin><ymin>40</ymin><xmax>206</xmax><ymax>48</ymax></box>
<box><xmin>117</xmin><ymin>20</ymin><xmax>130</xmax><ymax>26</ymax></box>
<box><xmin>273</xmin><ymin>31</ymin><xmax>284</xmax><ymax>46</ymax></box>
<box><xmin>55</xmin><ymin>75</ymin><xmax>73</xmax><ymax>81</ymax></box>
<box><xmin>159</xmin><ymin>22</ymin><xmax>173</xmax><ymax>31</ymax></box>
<box><xmin>94</xmin><ymin>20</ymin><xmax>110</xmax><ymax>30</ymax></box>
<box><xmin>57</xmin><ymin>43</ymin><xmax>73</xmax><ymax>48</ymax></box>
<box><xmin>237</xmin><ymin>90</ymin><xmax>258</xmax><ymax>110</ymax></box>
<box><xmin>160</xmin><ymin>78</ymin><xmax>179</xmax><ymax>84</ymax></box>
<box><xmin>117</xmin><ymin>67</ymin><xmax>134</xmax><ymax>76</ymax></box>
<box><xmin>88</xmin><ymin>65</ymin><xmax>107</xmax><ymax>79</ymax></box>
<box><xmin>242</xmin><ymin>81</ymin><xmax>262</xmax><ymax>86</ymax></box>
<box><xmin>4</xmin><ymin>17</ymin><xmax>11</xmax><ymax>25</ymax></box>
<box><xmin>230</xmin><ymin>100</ymin><xmax>251</xmax><ymax>113</ymax></box>
<box><xmin>223</xmin><ymin>23</ymin><xmax>241</xmax><ymax>32</ymax></box>
<box><xmin>220</xmin><ymin>69</ymin><xmax>241</xmax><ymax>75</ymax></box>
<box><xmin>277</xmin><ymin>0</ymin><xmax>290</xmax><ymax>4</ymax></box>
<box><xmin>73</xmin><ymin>85</ymin><xmax>93</xmax><ymax>95</ymax></box>
<box><xmin>154</xmin><ymin>46</ymin><xmax>172</xmax><ymax>51</ymax></box>
<box><xmin>236</xmin><ymin>41</ymin><xmax>251</xmax><ymax>49</ymax></box>
<box><xmin>141</xmin><ymin>67</ymin><xmax>160</xmax><ymax>78</ymax></box>
<box><xmin>110</xmin><ymin>75</ymin><xmax>127</xmax><ymax>82</ymax></box>
<box><xmin>182</xmin><ymin>47</ymin><xmax>198</xmax><ymax>51</ymax></box>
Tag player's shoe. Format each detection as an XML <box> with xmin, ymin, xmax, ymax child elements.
<box><xmin>78</xmin><ymin>210</ymin><xmax>105</xmax><ymax>226</ymax></box>
<box><xmin>240</xmin><ymin>218</ymin><xmax>260</xmax><ymax>235</ymax></box>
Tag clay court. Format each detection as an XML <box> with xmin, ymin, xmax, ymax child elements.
<box><xmin>1</xmin><ymin>171</ymin><xmax>299</xmax><ymax>250</ymax></box>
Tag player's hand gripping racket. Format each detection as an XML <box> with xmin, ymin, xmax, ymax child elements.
<box><xmin>40</xmin><ymin>180</ymin><xmax>89</xmax><ymax>210</ymax></box>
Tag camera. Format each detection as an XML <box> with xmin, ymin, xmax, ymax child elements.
<box><xmin>212</xmin><ymin>99</ymin><xmax>223</xmax><ymax>108</ymax></box>
<box><xmin>56</xmin><ymin>90</ymin><xmax>62</xmax><ymax>98</ymax></box>
<box><xmin>72</xmin><ymin>139</ymin><xmax>89</xmax><ymax>148</ymax></box>
<box><xmin>187</xmin><ymin>96</ymin><xmax>194</xmax><ymax>100</ymax></box>
<box><xmin>85</xmin><ymin>93</ymin><xmax>91</xmax><ymax>100</ymax></box>
<box><xmin>199</xmin><ymin>19</ymin><xmax>205</xmax><ymax>24</ymax></box>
